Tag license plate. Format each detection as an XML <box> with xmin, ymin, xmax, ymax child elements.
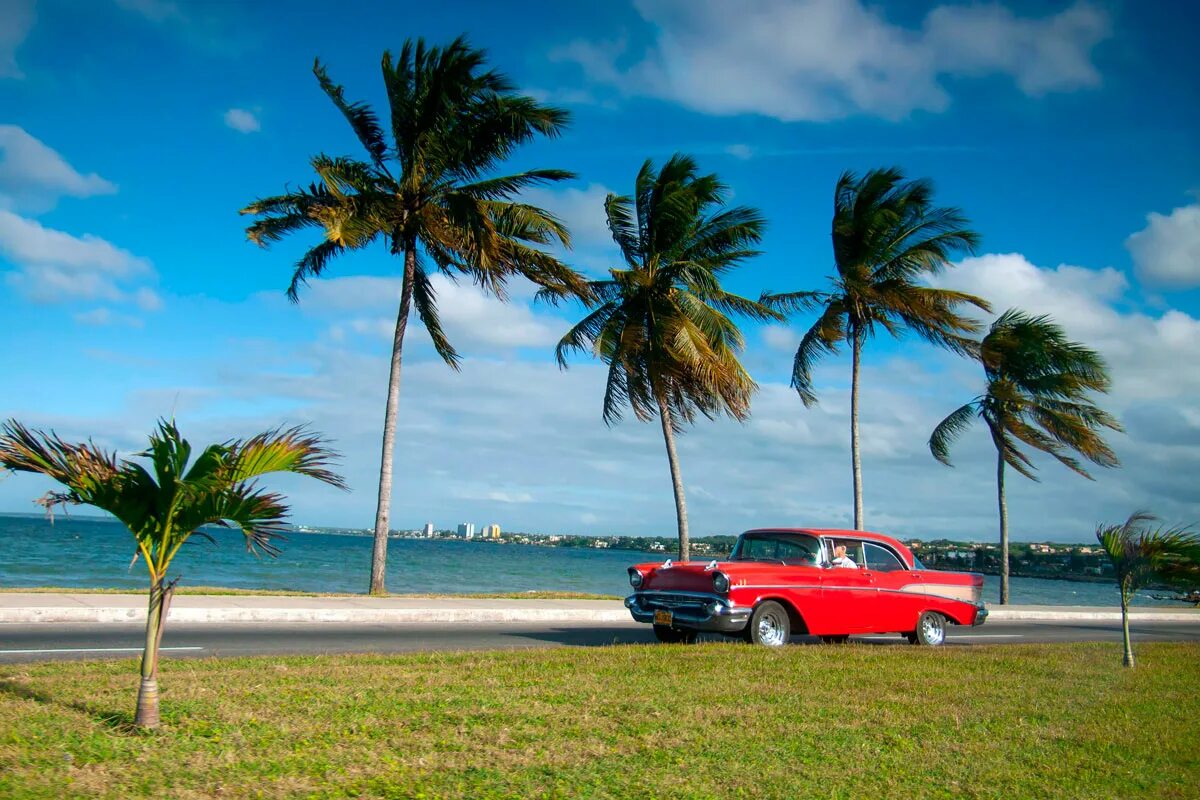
<box><xmin>654</xmin><ymin>609</ymin><xmax>673</xmax><ymax>626</ymax></box>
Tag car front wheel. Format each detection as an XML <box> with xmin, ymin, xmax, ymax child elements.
<box><xmin>745</xmin><ymin>601</ymin><xmax>791</xmax><ymax>647</ymax></box>
<box><xmin>653</xmin><ymin>625</ymin><xmax>697</xmax><ymax>644</ymax></box>
<box><xmin>911</xmin><ymin>611</ymin><xmax>947</xmax><ymax>646</ymax></box>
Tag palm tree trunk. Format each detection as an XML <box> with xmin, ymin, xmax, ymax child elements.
<box><xmin>135</xmin><ymin>576</ymin><xmax>166</xmax><ymax>728</ymax></box>
<box><xmin>1120</xmin><ymin>582</ymin><xmax>1135</xmax><ymax>668</ymax></box>
<box><xmin>850</xmin><ymin>327</ymin><xmax>864</xmax><ymax>531</ymax></box>
<box><xmin>997</xmin><ymin>451</ymin><xmax>1010</xmax><ymax>605</ymax></box>
<box><xmin>369</xmin><ymin>245</ymin><xmax>416</xmax><ymax>595</ymax></box>
<box><xmin>656</xmin><ymin>394</ymin><xmax>689</xmax><ymax>562</ymax></box>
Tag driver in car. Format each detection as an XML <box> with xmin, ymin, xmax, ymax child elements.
<box><xmin>831</xmin><ymin>544</ymin><xmax>858</xmax><ymax>568</ymax></box>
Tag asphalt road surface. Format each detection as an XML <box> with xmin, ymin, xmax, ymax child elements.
<box><xmin>0</xmin><ymin>619</ymin><xmax>1197</xmax><ymax>663</ymax></box>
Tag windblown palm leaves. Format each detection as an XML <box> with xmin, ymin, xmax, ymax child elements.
<box><xmin>763</xmin><ymin>167</ymin><xmax>986</xmax><ymax>529</ymax></box>
<box><xmin>549</xmin><ymin>154</ymin><xmax>778</xmax><ymax>560</ymax></box>
<box><xmin>0</xmin><ymin>419</ymin><xmax>345</xmax><ymax>727</ymax></box>
<box><xmin>1095</xmin><ymin>511</ymin><xmax>1200</xmax><ymax>667</ymax></box>
<box><xmin>930</xmin><ymin>309</ymin><xmax>1123</xmax><ymax>603</ymax></box>
<box><xmin>241</xmin><ymin>37</ymin><xmax>586</xmax><ymax>592</ymax></box>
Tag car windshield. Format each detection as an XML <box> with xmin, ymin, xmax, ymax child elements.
<box><xmin>731</xmin><ymin>532</ymin><xmax>821</xmax><ymax>565</ymax></box>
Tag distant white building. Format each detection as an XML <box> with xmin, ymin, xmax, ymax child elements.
<box><xmin>423</xmin><ymin>522</ymin><xmax>435</xmax><ymax>538</ymax></box>
<box><xmin>458</xmin><ymin>522</ymin><xmax>475</xmax><ymax>539</ymax></box>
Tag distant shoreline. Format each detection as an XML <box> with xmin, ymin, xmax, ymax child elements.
<box><xmin>0</xmin><ymin>512</ymin><xmax>1105</xmax><ymax>548</ymax></box>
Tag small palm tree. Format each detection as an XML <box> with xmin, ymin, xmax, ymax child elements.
<box><xmin>242</xmin><ymin>37</ymin><xmax>586</xmax><ymax>594</ymax></box>
<box><xmin>548</xmin><ymin>154</ymin><xmax>778</xmax><ymax>561</ymax></box>
<box><xmin>1096</xmin><ymin>511</ymin><xmax>1200</xmax><ymax>668</ymax></box>
<box><xmin>0</xmin><ymin>419</ymin><xmax>345</xmax><ymax>728</ymax></box>
<box><xmin>930</xmin><ymin>309</ymin><xmax>1122</xmax><ymax>603</ymax></box>
<box><xmin>762</xmin><ymin>168</ymin><xmax>986</xmax><ymax>530</ymax></box>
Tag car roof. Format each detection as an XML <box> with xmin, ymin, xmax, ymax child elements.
<box><xmin>741</xmin><ymin>528</ymin><xmax>915</xmax><ymax>566</ymax></box>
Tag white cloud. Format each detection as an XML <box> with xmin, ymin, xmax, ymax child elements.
<box><xmin>0</xmin><ymin>210</ymin><xmax>148</xmax><ymax>275</ymax></box>
<box><xmin>522</xmin><ymin>182</ymin><xmax>615</xmax><ymax>250</ymax></box>
<box><xmin>762</xmin><ymin>324</ymin><xmax>800</xmax><ymax>352</ymax></box>
<box><xmin>1126</xmin><ymin>202</ymin><xmax>1200</xmax><ymax>288</ymax></box>
<box><xmin>0</xmin><ymin>0</ymin><xmax>35</xmax><ymax>79</ymax></box>
<box><xmin>0</xmin><ymin>126</ymin><xmax>117</xmax><ymax>212</ymax></box>
<box><xmin>74</xmin><ymin>308</ymin><xmax>145</xmax><ymax>328</ymax></box>
<box><xmin>0</xmin><ymin>209</ymin><xmax>158</xmax><ymax>306</ymax></box>
<box><xmin>923</xmin><ymin>1</ymin><xmax>1108</xmax><ymax>95</ymax></box>
<box><xmin>932</xmin><ymin>252</ymin><xmax>1200</xmax><ymax>405</ymax></box>
<box><xmin>223</xmin><ymin>108</ymin><xmax>261</xmax><ymax>133</ymax></box>
<box><xmin>725</xmin><ymin>144</ymin><xmax>755</xmax><ymax>160</ymax></box>
<box><xmin>555</xmin><ymin>0</ymin><xmax>1110</xmax><ymax>121</ymax></box>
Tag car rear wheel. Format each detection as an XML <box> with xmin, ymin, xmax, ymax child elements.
<box><xmin>912</xmin><ymin>611</ymin><xmax>947</xmax><ymax>646</ymax></box>
<box><xmin>745</xmin><ymin>601</ymin><xmax>790</xmax><ymax>647</ymax></box>
<box><xmin>653</xmin><ymin>625</ymin><xmax>698</xmax><ymax>644</ymax></box>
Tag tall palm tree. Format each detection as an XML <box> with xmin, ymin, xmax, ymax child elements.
<box><xmin>0</xmin><ymin>419</ymin><xmax>345</xmax><ymax>728</ymax></box>
<box><xmin>762</xmin><ymin>168</ymin><xmax>986</xmax><ymax>530</ymax></box>
<box><xmin>241</xmin><ymin>37</ymin><xmax>587</xmax><ymax>595</ymax></box>
<box><xmin>547</xmin><ymin>155</ymin><xmax>778</xmax><ymax>561</ymax></box>
<box><xmin>1096</xmin><ymin>511</ymin><xmax>1200</xmax><ymax>668</ymax></box>
<box><xmin>930</xmin><ymin>309</ymin><xmax>1123</xmax><ymax>604</ymax></box>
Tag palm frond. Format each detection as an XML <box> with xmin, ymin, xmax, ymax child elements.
<box><xmin>411</xmin><ymin>264</ymin><xmax>461</xmax><ymax>369</ymax></box>
<box><xmin>929</xmin><ymin>402</ymin><xmax>979</xmax><ymax>466</ymax></box>
<box><xmin>313</xmin><ymin>58</ymin><xmax>389</xmax><ymax>167</ymax></box>
<box><xmin>226</xmin><ymin>426</ymin><xmax>347</xmax><ymax>490</ymax></box>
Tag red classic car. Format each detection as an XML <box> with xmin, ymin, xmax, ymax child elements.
<box><xmin>625</xmin><ymin>528</ymin><xmax>987</xmax><ymax>646</ymax></box>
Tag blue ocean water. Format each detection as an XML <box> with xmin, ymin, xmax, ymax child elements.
<box><xmin>0</xmin><ymin>514</ymin><xmax>1175</xmax><ymax>606</ymax></box>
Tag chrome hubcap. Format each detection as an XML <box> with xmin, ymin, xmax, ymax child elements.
<box><xmin>921</xmin><ymin>614</ymin><xmax>945</xmax><ymax>645</ymax></box>
<box><xmin>757</xmin><ymin>611</ymin><xmax>787</xmax><ymax>646</ymax></box>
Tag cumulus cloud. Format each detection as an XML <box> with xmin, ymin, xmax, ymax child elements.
<box><xmin>0</xmin><ymin>126</ymin><xmax>117</xmax><ymax>212</ymax></box>
<box><xmin>223</xmin><ymin>108</ymin><xmax>262</xmax><ymax>133</ymax></box>
<box><xmin>0</xmin><ymin>209</ymin><xmax>158</xmax><ymax>306</ymax></box>
<box><xmin>1126</xmin><ymin>202</ymin><xmax>1200</xmax><ymax>288</ymax></box>
<box><xmin>521</xmin><ymin>182</ymin><xmax>614</xmax><ymax>250</ymax></box>
<box><xmin>0</xmin><ymin>0</ymin><xmax>34</xmax><ymax>79</ymax></box>
<box><xmin>931</xmin><ymin>252</ymin><xmax>1200</xmax><ymax>404</ymax></box>
<box><xmin>553</xmin><ymin>0</ymin><xmax>1110</xmax><ymax>121</ymax></box>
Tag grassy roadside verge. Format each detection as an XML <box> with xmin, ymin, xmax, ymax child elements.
<box><xmin>0</xmin><ymin>587</ymin><xmax>621</xmax><ymax>600</ymax></box>
<box><xmin>2</xmin><ymin>643</ymin><xmax>1196</xmax><ymax>799</ymax></box>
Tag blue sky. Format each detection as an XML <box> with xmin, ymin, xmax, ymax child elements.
<box><xmin>1</xmin><ymin>0</ymin><xmax>1198</xmax><ymax>542</ymax></box>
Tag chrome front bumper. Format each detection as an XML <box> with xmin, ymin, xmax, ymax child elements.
<box><xmin>973</xmin><ymin>605</ymin><xmax>988</xmax><ymax>627</ymax></box>
<box><xmin>625</xmin><ymin>591</ymin><xmax>751</xmax><ymax>633</ymax></box>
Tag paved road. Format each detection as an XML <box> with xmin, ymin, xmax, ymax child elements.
<box><xmin>1</xmin><ymin>619</ymin><xmax>1197</xmax><ymax>663</ymax></box>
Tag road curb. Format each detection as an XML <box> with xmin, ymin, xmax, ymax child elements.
<box><xmin>0</xmin><ymin>602</ymin><xmax>1197</xmax><ymax>625</ymax></box>
<box><xmin>0</xmin><ymin>607</ymin><xmax>635</xmax><ymax>625</ymax></box>
<box><xmin>985</xmin><ymin>609</ymin><xmax>1199</xmax><ymax>622</ymax></box>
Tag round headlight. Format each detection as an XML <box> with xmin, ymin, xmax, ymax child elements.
<box><xmin>712</xmin><ymin>571</ymin><xmax>730</xmax><ymax>593</ymax></box>
<box><xmin>628</xmin><ymin>568</ymin><xmax>644</xmax><ymax>589</ymax></box>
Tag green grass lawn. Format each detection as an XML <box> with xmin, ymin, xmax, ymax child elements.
<box><xmin>0</xmin><ymin>587</ymin><xmax>621</xmax><ymax>600</ymax></box>
<box><xmin>1</xmin><ymin>643</ymin><xmax>1196</xmax><ymax>799</ymax></box>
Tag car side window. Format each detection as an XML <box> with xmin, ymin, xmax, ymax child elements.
<box><xmin>864</xmin><ymin>542</ymin><xmax>906</xmax><ymax>572</ymax></box>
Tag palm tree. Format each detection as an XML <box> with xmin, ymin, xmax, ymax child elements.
<box><xmin>0</xmin><ymin>419</ymin><xmax>345</xmax><ymax>728</ymax></box>
<box><xmin>547</xmin><ymin>154</ymin><xmax>778</xmax><ymax>561</ymax></box>
<box><xmin>930</xmin><ymin>309</ymin><xmax>1123</xmax><ymax>604</ymax></box>
<box><xmin>762</xmin><ymin>168</ymin><xmax>986</xmax><ymax>530</ymax></box>
<box><xmin>241</xmin><ymin>37</ymin><xmax>587</xmax><ymax>594</ymax></box>
<box><xmin>1096</xmin><ymin>511</ymin><xmax>1200</xmax><ymax>667</ymax></box>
